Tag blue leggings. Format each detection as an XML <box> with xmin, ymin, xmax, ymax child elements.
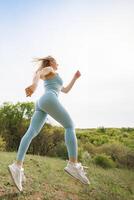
<box><xmin>16</xmin><ymin>91</ymin><xmax>78</xmax><ymax>162</ymax></box>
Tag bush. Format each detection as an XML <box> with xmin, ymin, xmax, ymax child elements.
<box><xmin>53</xmin><ymin>141</ymin><xmax>67</xmax><ymax>159</ymax></box>
<box><xmin>121</xmin><ymin>127</ymin><xmax>134</xmax><ymax>132</ymax></box>
<box><xmin>92</xmin><ymin>153</ymin><xmax>116</xmax><ymax>168</ymax></box>
<box><xmin>0</xmin><ymin>136</ymin><xmax>6</xmax><ymax>151</ymax></box>
<box><xmin>82</xmin><ymin>142</ymin><xmax>97</xmax><ymax>156</ymax></box>
<box><xmin>122</xmin><ymin>132</ymin><xmax>129</xmax><ymax>138</ymax></box>
<box><xmin>82</xmin><ymin>151</ymin><xmax>92</xmax><ymax>165</ymax></box>
<box><xmin>97</xmin><ymin>142</ymin><xmax>127</xmax><ymax>161</ymax></box>
<box><xmin>116</xmin><ymin>149</ymin><xmax>134</xmax><ymax>169</ymax></box>
<box><xmin>78</xmin><ymin>147</ymin><xmax>84</xmax><ymax>161</ymax></box>
<box><xmin>96</xmin><ymin>142</ymin><xmax>134</xmax><ymax>169</ymax></box>
<box><xmin>97</xmin><ymin>126</ymin><xmax>106</xmax><ymax>133</ymax></box>
<box><xmin>46</xmin><ymin>141</ymin><xmax>67</xmax><ymax>159</ymax></box>
<box><xmin>126</xmin><ymin>149</ymin><xmax>134</xmax><ymax>169</ymax></box>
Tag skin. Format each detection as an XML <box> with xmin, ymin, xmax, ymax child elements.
<box><xmin>16</xmin><ymin>59</ymin><xmax>81</xmax><ymax>167</ymax></box>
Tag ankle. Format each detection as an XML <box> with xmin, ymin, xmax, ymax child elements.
<box><xmin>69</xmin><ymin>160</ymin><xmax>79</xmax><ymax>166</ymax></box>
<box><xmin>15</xmin><ymin>161</ymin><xmax>23</xmax><ymax>168</ymax></box>
<box><xmin>69</xmin><ymin>160</ymin><xmax>77</xmax><ymax>163</ymax></box>
<box><xmin>69</xmin><ymin>159</ymin><xmax>78</xmax><ymax>163</ymax></box>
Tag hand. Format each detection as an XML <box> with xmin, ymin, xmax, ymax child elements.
<box><xmin>74</xmin><ymin>70</ymin><xmax>81</xmax><ymax>80</ymax></box>
<box><xmin>25</xmin><ymin>84</ymin><xmax>37</xmax><ymax>97</ymax></box>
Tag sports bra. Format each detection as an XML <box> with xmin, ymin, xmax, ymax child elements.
<box><xmin>43</xmin><ymin>73</ymin><xmax>64</xmax><ymax>96</ymax></box>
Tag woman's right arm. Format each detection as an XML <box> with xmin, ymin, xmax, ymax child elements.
<box><xmin>32</xmin><ymin>70</ymin><xmax>41</xmax><ymax>86</ymax></box>
<box><xmin>25</xmin><ymin>71</ymin><xmax>41</xmax><ymax>97</ymax></box>
<box><xmin>25</xmin><ymin>67</ymin><xmax>54</xmax><ymax>97</ymax></box>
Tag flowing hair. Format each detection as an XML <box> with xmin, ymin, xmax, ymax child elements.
<box><xmin>33</xmin><ymin>55</ymin><xmax>56</xmax><ymax>73</ymax></box>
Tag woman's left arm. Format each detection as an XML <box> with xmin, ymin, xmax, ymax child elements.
<box><xmin>61</xmin><ymin>70</ymin><xmax>81</xmax><ymax>93</ymax></box>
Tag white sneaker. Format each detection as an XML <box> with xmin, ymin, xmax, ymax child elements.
<box><xmin>64</xmin><ymin>160</ymin><xmax>90</xmax><ymax>185</ymax></box>
<box><xmin>8</xmin><ymin>162</ymin><xmax>24</xmax><ymax>192</ymax></box>
<box><xmin>21</xmin><ymin>168</ymin><xmax>26</xmax><ymax>184</ymax></box>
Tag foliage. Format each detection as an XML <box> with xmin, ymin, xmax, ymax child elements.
<box><xmin>0</xmin><ymin>136</ymin><xmax>6</xmax><ymax>151</ymax></box>
<box><xmin>0</xmin><ymin>101</ymin><xmax>134</xmax><ymax>169</ymax></box>
<box><xmin>0</xmin><ymin>101</ymin><xmax>34</xmax><ymax>151</ymax></box>
<box><xmin>92</xmin><ymin>153</ymin><xmax>116</xmax><ymax>168</ymax></box>
<box><xmin>96</xmin><ymin>142</ymin><xmax>134</xmax><ymax>169</ymax></box>
<box><xmin>1</xmin><ymin>151</ymin><xmax>134</xmax><ymax>200</ymax></box>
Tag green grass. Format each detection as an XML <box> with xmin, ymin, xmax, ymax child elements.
<box><xmin>0</xmin><ymin>151</ymin><xmax>134</xmax><ymax>200</ymax></box>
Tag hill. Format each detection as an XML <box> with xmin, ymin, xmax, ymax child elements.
<box><xmin>0</xmin><ymin>151</ymin><xmax>134</xmax><ymax>200</ymax></box>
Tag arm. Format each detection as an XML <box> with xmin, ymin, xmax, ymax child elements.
<box><xmin>61</xmin><ymin>70</ymin><xmax>81</xmax><ymax>93</ymax></box>
<box><xmin>25</xmin><ymin>67</ymin><xmax>55</xmax><ymax>97</ymax></box>
<box><xmin>25</xmin><ymin>71</ymin><xmax>40</xmax><ymax>97</ymax></box>
<box><xmin>32</xmin><ymin>71</ymin><xmax>41</xmax><ymax>86</ymax></box>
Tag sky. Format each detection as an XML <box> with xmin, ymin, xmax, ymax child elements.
<box><xmin>0</xmin><ymin>0</ymin><xmax>134</xmax><ymax>128</ymax></box>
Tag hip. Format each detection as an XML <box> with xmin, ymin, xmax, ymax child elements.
<box><xmin>37</xmin><ymin>90</ymin><xmax>59</xmax><ymax>104</ymax></box>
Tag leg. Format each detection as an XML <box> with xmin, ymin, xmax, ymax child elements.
<box><xmin>38</xmin><ymin>93</ymin><xmax>78</xmax><ymax>163</ymax></box>
<box><xmin>16</xmin><ymin>102</ymin><xmax>48</xmax><ymax>166</ymax></box>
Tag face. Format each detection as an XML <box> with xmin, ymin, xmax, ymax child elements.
<box><xmin>50</xmin><ymin>59</ymin><xmax>59</xmax><ymax>70</ymax></box>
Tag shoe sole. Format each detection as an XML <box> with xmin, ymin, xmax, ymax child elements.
<box><xmin>64</xmin><ymin>168</ymin><xmax>90</xmax><ymax>185</ymax></box>
<box><xmin>8</xmin><ymin>166</ymin><xmax>23</xmax><ymax>192</ymax></box>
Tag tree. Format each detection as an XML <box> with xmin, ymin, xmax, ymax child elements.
<box><xmin>0</xmin><ymin>101</ymin><xmax>34</xmax><ymax>151</ymax></box>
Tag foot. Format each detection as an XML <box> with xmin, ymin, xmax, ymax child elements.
<box><xmin>14</xmin><ymin>163</ymin><xmax>26</xmax><ymax>183</ymax></box>
<box><xmin>8</xmin><ymin>162</ymin><xmax>24</xmax><ymax>192</ymax></box>
<box><xmin>21</xmin><ymin>167</ymin><xmax>26</xmax><ymax>184</ymax></box>
<box><xmin>64</xmin><ymin>160</ymin><xmax>90</xmax><ymax>185</ymax></box>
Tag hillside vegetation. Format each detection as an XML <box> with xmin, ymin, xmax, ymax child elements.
<box><xmin>0</xmin><ymin>151</ymin><xmax>134</xmax><ymax>200</ymax></box>
<box><xmin>0</xmin><ymin>102</ymin><xmax>134</xmax><ymax>199</ymax></box>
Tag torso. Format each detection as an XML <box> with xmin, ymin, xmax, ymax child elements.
<box><xmin>43</xmin><ymin>72</ymin><xmax>64</xmax><ymax>96</ymax></box>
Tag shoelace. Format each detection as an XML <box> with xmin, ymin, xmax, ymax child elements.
<box><xmin>20</xmin><ymin>168</ymin><xmax>26</xmax><ymax>182</ymax></box>
<box><xmin>12</xmin><ymin>161</ymin><xmax>26</xmax><ymax>183</ymax></box>
<box><xmin>66</xmin><ymin>160</ymin><xmax>88</xmax><ymax>175</ymax></box>
<box><xmin>76</xmin><ymin>162</ymin><xmax>88</xmax><ymax>175</ymax></box>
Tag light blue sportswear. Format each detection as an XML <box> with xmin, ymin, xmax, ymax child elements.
<box><xmin>16</xmin><ymin>73</ymin><xmax>78</xmax><ymax>162</ymax></box>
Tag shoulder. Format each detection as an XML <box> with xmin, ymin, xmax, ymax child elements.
<box><xmin>36</xmin><ymin>66</ymin><xmax>54</xmax><ymax>74</ymax></box>
<box><xmin>39</xmin><ymin>67</ymin><xmax>57</xmax><ymax>80</ymax></box>
<box><xmin>40</xmin><ymin>67</ymin><xmax>54</xmax><ymax>75</ymax></box>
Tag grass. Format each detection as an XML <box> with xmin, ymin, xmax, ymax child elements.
<box><xmin>0</xmin><ymin>151</ymin><xmax>134</xmax><ymax>200</ymax></box>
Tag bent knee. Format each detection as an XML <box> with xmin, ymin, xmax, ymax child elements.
<box><xmin>64</xmin><ymin>120</ymin><xmax>75</xmax><ymax>130</ymax></box>
<box><xmin>64</xmin><ymin>122</ymin><xmax>75</xmax><ymax>130</ymax></box>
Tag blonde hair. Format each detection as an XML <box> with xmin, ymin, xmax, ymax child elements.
<box><xmin>33</xmin><ymin>55</ymin><xmax>56</xmax><ymax>73</ymax></box>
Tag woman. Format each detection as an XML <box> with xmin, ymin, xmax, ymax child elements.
<box><xmin>8</xmin><ymin>55</ymin><xmax>90</xmax><ymax>192</ymax></box>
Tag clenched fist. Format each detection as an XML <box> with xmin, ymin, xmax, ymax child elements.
<box><xmin>25</xmin><ymin>84</ymin><xmax>37</xmax><ymax>97</ymax></box>
<box><xmin>74</xmin><ymin>70</ymin><xmax>81</xmax><ymax>80</ymax></box>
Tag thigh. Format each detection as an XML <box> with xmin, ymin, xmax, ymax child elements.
<box><xmin>38</xmin><ymin>92</ymin><xmax>74</xmax><ymax>128</ymax></box>
<box><xmin>29</xmin><ymin>101</ymin><xmax>48</xmax><ymax>133</ymax></box>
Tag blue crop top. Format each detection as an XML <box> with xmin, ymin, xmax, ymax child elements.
<box><xmin>43</xmin><ymin>73</ymin><xmax>63</xmax><ymax>96</ymax></box>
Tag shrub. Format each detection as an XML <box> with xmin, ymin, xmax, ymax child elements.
<box><xmin>0</xmin><ymin>136</ymin><xmax>6</xmax><ymax>151</ymax></box>
<box><xmin>96</xmin><ymin>142</ymin><xmax>134</xmax><ymax>169</ymax></box>
<box><xmin>126</xmin><ymin>149</ymin><xmax>134</xmax><ymax>169</ymax></box>
<box><xmin>97</xmin><ymin>126</ymin><xmax>106</xmax><ymax>133</ymax></box>
<box><xmin>121</xmin><ymin>127</ymin><xmax>134</xmax><ymax>132</ymax></box>
<box><xmin>116</xmin><ymin>149</ymin><xmax>134</xmax><ymax>169</ymax></box>
<box><xmin>97</xmin><ymin>142</ymin><xmax>127</xmax><ymax>161</ymax></box>
<box><xmin>82</xmin><ymin>142</ymin><xmax>97</xmax><ymax>156</ymax></box>
<box><xmin>92</xmin><ymin>153</ymin><xmax>116</xmax><ymax>168</ymax></box>
<box><xmin>122</xmin><ymin>132</ymin><xmax>129</xmax><ymax>138</ymax></box>
<box><xmin>78</xmin><ymin>147</ymin><xmax>84</xmax><ymax>161</ymax></box>
<box><xmin>48</xmin><ymin>141</ymin><xmax>67</xmax><ymax>159</ymax></box>
<box><xmin>82</xmin><ymin>151</ymin><xmax>92</xmax><ymax>165</ymax></box>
